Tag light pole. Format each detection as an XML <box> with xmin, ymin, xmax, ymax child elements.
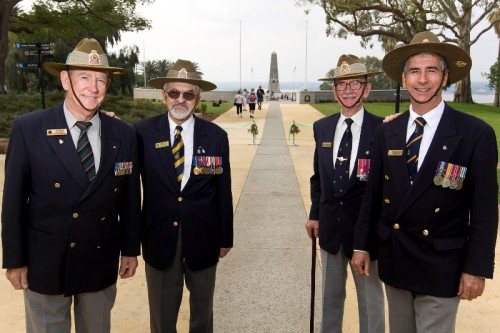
<box><xmin>394</xmin><ymin>41</ymin><xmax>405</xmax><ymax>113</ymax></box>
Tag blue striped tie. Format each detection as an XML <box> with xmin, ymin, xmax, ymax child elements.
<box><xmin>406</xmin><ymin>117</ymin><xmax>426</xmax><ymax>182</ymax></box>
<box><xmin>172</xmin><ymin>126</ymin><xmax>184</xmax><ymax>184</ymax></box>
<box><xmin>75</xmin><ymin>121</ymin><xmax>96</xmax><ymax>182</ymax></box>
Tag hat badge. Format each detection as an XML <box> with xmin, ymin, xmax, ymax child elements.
<box><xmin>88</xmin><ymin>50</ymin><xmax>100</xmax><ymax>65</ymax></box>
<box><xmin>455</xmin><ymin>60</ymin><xmax>468</xmax><ymax>68</ymax></box>
<box><xmin>340</xmin><ymin>61</ymin><xmax>350</xmax><ymax>74</ymax></box>
<box><xmin>177</xmin><ymin>68</ymin><xmax>188</xmax><ymax>79</ymax></box>
<box><xmin>422</xmin><ymin>38</ymin><xmax>430</xmax><ymax>43</ymax></box>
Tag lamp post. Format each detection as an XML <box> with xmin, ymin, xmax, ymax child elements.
<box><xmin>394</xmin><ymin>41</ymin><xmax>405</xmax><ymax>113</ymax></box>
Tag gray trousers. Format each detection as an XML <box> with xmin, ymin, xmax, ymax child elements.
<box><xmin>385</xmin><ymin>284</ymin><xmax>460</xmax><ymax>333</ymax></box>
<box><xmin>24</xmin><ymin>284</ymin><xmax>117</xmax><ymax>333</ymax></box>
<box><xmin>320</xmin><ymin>248</ymin><xmax>385</xmax><ymax>333</ymax></box>
<box><xmin>145</xmin><ymin>231</ymin><xmax>217</xmax><ymax>333</ymax></box>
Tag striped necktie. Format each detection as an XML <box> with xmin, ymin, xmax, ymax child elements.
<box><xmin>172</xmin><ymin>126</ymin><xmax>184</xmax><ymax>184</ymax></box>
<box><xmin>406</xmin><ymin>117</ymin><xmax>426</xmax><ymax>182</ymax></box>
<box><xmin>333</xmin><ymin>118</ymin><xmax>353</xmax><ymax>196</ymax></box>
<box><xmin>75</xmin><ymin>121</ymin><xmax>96</xmax><ymax>182</ymax></box>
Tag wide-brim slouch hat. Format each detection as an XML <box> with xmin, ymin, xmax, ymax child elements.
<box><xmin>149</xmin><ymin>59</ymin><xmax>217</xmax><ymax>91</ymax></box>
<box><xmin>319</xmin><ymin>54</ymin><xmax>382</xmax><ymax>81</ymax></box>
<box><xmin>382</xmin><ymin>31</ymin><xmax>471</xmax><ymax>84</ymax></box>
<box><xmin>43</xmin><ymin>38</ymin><xmax>127</xmax><ymax>77</ymax></box>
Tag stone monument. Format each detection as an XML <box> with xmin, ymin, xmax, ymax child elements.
<box><xmin>268</xmin><ymin>51</ymin><xmax>280</xmax><ymax>93</ymax></box>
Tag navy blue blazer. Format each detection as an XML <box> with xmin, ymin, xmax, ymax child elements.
<box><xmin>1</xmin><ymin>104</ymin><xmax>141</xmax><ymax>296</ymax></box>
<box><xmin>354</xmin><ymin>104</ymin><xmax>499</xmax><ymax>297</ymax></box>
<box><xmin>134</xmin><ymin>114</ymin><xmax>233</xmax><ymax>272</ymax></box>
<box><xmin>309</xmin><ymin>110</ymin><xmax>382</xmax><ymax>259</ymax></box>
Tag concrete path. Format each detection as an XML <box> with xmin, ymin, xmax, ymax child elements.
<box><xmin>213</xmin><ymin>101</ymin><xmax>321</xmax><ymax>332</ymax></box>
<box><xmin>0</xmin><ymin>101</ymin><xmax>499</xmax><ymax>332</ymax></box>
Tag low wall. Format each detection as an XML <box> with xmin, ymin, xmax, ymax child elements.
<box><xmin>133</xmin><ymin>88</ymin><xmax>410</xmax><ymax>104</ymax></box>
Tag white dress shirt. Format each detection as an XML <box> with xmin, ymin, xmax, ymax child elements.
<box><xmin>333</xmin><ymin>109</ymin><xmax>365</xmax><ymax>176</ymax></box>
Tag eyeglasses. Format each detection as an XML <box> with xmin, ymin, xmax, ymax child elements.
<box><xmin>334</xmin><ymin>80</ymin><xmax>367</xmax><ymax>91</ymax></box>
<box><xmin>165</xmin><ymin>90</ymin><xmax>198</xmax><ymax>101</ymax></box>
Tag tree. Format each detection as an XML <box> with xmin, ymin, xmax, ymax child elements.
<box><xmin>319</xmin><ymin>56</ymin><xmax>391</xmax><ymax>90</ymax></box>
<box><xmin>487</xmin><ymin>8</ymin><xmax>500</xmax><ymax>107</ymax></box>
<box><xmin>296</xmin><ymin>0</ymin><xmax>499</xmax><ymax>103</ymax></box>
<box><xmin>0</xmin><ymin>0</ymin><xmax>153</xmax><ymax>94</ymax></box>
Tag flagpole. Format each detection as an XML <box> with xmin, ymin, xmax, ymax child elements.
<box><xmin>305</xmin><ymin>20</ymin><xmax>308</xmax><ymax>91</ymax></box>
<box><xmin>239</xmin><ymin>20</ymin><xmax>242</xmax><ymax>90</ymax></box>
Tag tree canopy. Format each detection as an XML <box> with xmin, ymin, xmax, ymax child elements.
<box><xmin>0</xmin><ymin>0</ymin><xmax>153</xmax><ymax>94</ymax></box>
<box><xmin>295</xmin><ymin>0</ymin><xmax>499</xmax><ymax>103</ymax></box>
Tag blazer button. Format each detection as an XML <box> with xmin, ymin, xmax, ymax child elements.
<box><xmin>422</xmin><ymin>229</ymin><xmax>430</xmax><ymax>237</ymax></box>
<box><xmin>114</xmin><ymin>188</ymin><xmax>119</xmax><ymax>193</ymax></box>
<box><xmin>178</xmin><ymin>197</ymin><xmax>183</xmax><ymax>202</ymax></box>
<box><xmin>101</xmin><ymin>217</ymin><xmax>106</xmax><ymax>222</ymax></box>
<box><xmin>393</xmin><ymin>223</ymin><xmax>400</xmax><ymax>230</ymax></box>
<box><xmin>54</xmin><ymin>183</ymin><xmax>61</xmax><ymax>188</ymax></box>
<box><xmin>384</xmin><ymin>198</ymin><xmax>391</xmax><ymax>204</ymax></box>
<box><xmin>339</xmin><ymin>201</ymin><xmax>343</xmax><ymax>205</ymax></box>
<box><xmin>384</xmin><ymin>175</ymin><xmax>390</xmax><ymax>181</ymax></box>
<box><xmin>72</xmin><ymin>213</ymin><xmax>79</xmax><ymax>219</ymax></box>
<box><xmin>173</xmin><ymin>221</ymin><xmax>179</xmax><ymax>227</ymax></box>
<box><xmin>70</xmin><ymin>242</ymin><xmax>76</xmax><ymax>248</ymax></box>
<box><xmin>434</xmin><ymin>208</ymin><xmax>441</xmax><ymax>213</ymax></box>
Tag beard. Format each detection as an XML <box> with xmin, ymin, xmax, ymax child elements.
<box><xmin>169</xmin><ymin>102</ymin><xmax>194</xmax><ymax>121</ymax></box>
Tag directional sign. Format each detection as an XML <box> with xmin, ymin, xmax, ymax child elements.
<box><xmin>15</xmin><ymin>42</ymin><xmax>54</xmax><ymax>49</ymax></box>
<box><xmin>24</xmin><ymin>50</ymin><xmax>53</xmax><ymax>56</ymax></box>
<box><xmin>17</xmin><ymin>63</ymin><xmax>39</xmax><ymax>69</ymax></box>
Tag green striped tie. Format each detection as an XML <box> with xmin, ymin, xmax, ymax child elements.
<box><xmin>172</xmin><ymin>126</ymin><xmax>184</xmax><ymax>184</ymax></box>
<box><xmin>75</xmin><ymin>121</ymin><xmax>96</xmax><ymax>182</ymax></box>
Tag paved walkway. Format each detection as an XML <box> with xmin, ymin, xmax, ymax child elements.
<box><xmin>0</xmin><ymin>101</ymin><xmax>499</xmax><ymax>332</ymax></box>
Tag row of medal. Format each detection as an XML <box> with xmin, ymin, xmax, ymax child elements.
<box><xmin>433</xmin><ymin>161</ymin><xmax>467</xmax><ymax>190</ymax></box>
<box><xmin>356</xmin><ymin>158</ymin><xmax>371</xmax><ymax>181</ymax></box>
<box><xmin>114</xmin><ymin>162</ymin><xmax>133</xmax><ymax>176</ymax></box>
<box><xmin>193</xmin><ymin>156</ymin><xmax>223</xmax><ymax>175</ymax></box>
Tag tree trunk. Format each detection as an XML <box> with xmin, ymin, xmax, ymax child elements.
<box><xmin>454</xmin><ymin>75</ymin><xmax>474</xmax><ymax>103</ymax></box>
<box><xmin>495</xmin><ymin>38</ymin><xmax>499</xmax><ymax>108</ymax></box>
<box><xmin>0</xmin><ymin>1</ymin><xmax>22</xmax><ymax>95</ymax></box>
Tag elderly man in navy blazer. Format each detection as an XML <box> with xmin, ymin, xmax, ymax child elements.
<box><xmin>2</xmin><ymin>38</ymin><xmax>141</xmax><ymax>332</ymax></box>
<box><xmin>353</xmin><ymin>31</ymin><xmax>499</xmax><ymax>333</ymax></box>
<box><xmin>305</xmin><ymin>55</ymin><xmax>385</xmax><ymax>333</ymax></box>
<box><xmin>134</xmin><ymin>59</ymin><xmax>233</xmax><ymax>333</ymax></box>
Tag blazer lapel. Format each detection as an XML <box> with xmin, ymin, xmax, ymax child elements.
<box><xmin>399</xmin><ymin>106</ymin><xmax>461</xmax><ymax>213</ymax></box>
<box><xmin>154</xmin><ymin>115</ymin><xmax>180</xmax><ymax>190</ymax></box>
<box><xmin>182</xmin><ymin>116</ymin><xmax>209</xmax><ymax>193</ymax></box>
<box><xmin>324</xmin><ymin>114</ymin><xmax>340</xmax><ymax>185</ymax></box>
<box><xmin>45</xmin><ymin>105</ymin><xmax>89</xmax><ymax>191</ymax></box>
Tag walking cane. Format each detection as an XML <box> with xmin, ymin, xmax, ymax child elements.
<box><xmin>310</xmin><ymin>237</ymin><xmax>316</xmax><ymax>333</ymax></box>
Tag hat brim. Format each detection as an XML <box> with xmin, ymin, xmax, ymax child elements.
<box><xmin>382</xmin><ymin>43</ymin><xmax>471</xmax><ymax>84</ymax></box>
<box><xmin>149</xmin><ymin>77</ymin><xmax>217</xmax><ymax>91</ymax></box>
<box><xmin>43</xmin><ymin>63</ymin><xmax>128</xmax><ymax>77</ymax></box>
<box><xmin>319</xmin><ymin>71</ymin><xmax>383</xmax><ymax>81</ymax></box>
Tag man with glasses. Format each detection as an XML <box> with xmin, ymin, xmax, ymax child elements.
<box><xmin>2</xmin><ymin>38</ymin><xmax>141</xmax><ymax>332</ymax></box>
<box><xmin>133</xmin><ymin>59</ymin><xmax>233</xmax><ymax>333</ymax></box>
<box><xmin>305</xmin><ymin>54</ymin><xmax>385</xmax><ymax>333</ymax></box>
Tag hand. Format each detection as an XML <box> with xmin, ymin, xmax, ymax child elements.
<box><xmin>6</xmin><ymin>267</ymin><xmax>28</xmax><ymax>290</ymax></box>
<box><xmin>305</xmin><ymin>220</ymin><xmax>319</xmax><ymax>239</ymax></box>
<box><xmin>119</xmin><ymin>256</ymin><xmax>138</xmax><ymax>279</ymax></box>
<box><xmin>100</xmin><ymin>110</ymin><xmax>120</xmax><ymax>119</ymax></box>
<box><xmin>457</xmin><ymin>272</ymin><xmax>485</xmax><ymax>300</ymax></box>
<box><xmin>219</xmin><ymin>248</ymin><xmax>231</xmax><ymax>258</ymax></box>
<box><xmin>352</xmin><ymin>251</ymin><xmax>371</xmax><ymax>276</ymax></box>
<box><xmin>383</xmin><ymin>113</ymin><xmax>402</xmax><ymax>123</ymax></box>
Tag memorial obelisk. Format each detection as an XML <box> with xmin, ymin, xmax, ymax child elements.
<box><xmin>268</xmin><ymin>51</ymin><xmax>280</xmax><ymax>92</ymax></box>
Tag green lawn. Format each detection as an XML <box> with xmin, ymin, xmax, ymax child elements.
<box><xmin>311</xmin><ymin>101</ymin><xmax>500</xmax><ymax>201</ymax></box>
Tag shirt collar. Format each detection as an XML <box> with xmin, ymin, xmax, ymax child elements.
<box><xmin>339</xmin><ymin>107</ymin><xmax>365</xmax><ymax>127</ymax></box>
<box><xmin>408</xmin><ymin>100</ymin><xmax>445</xmax><ymax>130</ymax></box>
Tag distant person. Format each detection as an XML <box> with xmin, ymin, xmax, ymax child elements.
<box><xmin>234</xmin><ymin>90</ymin><xmax>244</xmax><ymax>117</ymax></box>
<box><xmin>242</xmin><ymin>88</ymin><xmax>249</xmax><ymax>111</ymax></box>
<box><xmin>2</xmin><ymin>37</ymin><xmax>141</xmax><ymax>332</ymax></box>
<box><xmin>248</xmin><ymin>88</ymin><xmax>257</xmax><ymax>118</ymax></box>
<box><xmin>352</xmin><ymin>31</ymin><xmax>499</xmax><ymax>333</ymax></box>
<box><xmin>134</xmin><ymin>59</ymin><xmax>233</xmax><ymax>333</ymax></box>
<box><xmin>306</xmin><ymin>54</ymin><xmax>385</xmax><ymax>333</ymax></box>
<box><xmin>256</xmin><ymin>85</ymin><xmax>265</xmax><ymax>110</ymax></box>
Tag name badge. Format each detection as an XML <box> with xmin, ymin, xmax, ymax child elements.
<box><xmin>47</xmin><ymin>129</ymin><xmax>68</xmax><ymax>136</ymax></box>
<box><xmin>388</xmin><ymin>150</ymin><xmax>403</xmax><ymax>156</ymax></box>
<box><xmin>155</xmin><ymin>141</ymin><xmax>169</xmax><ymax>149</ymax></box>
<box><xmin>321</xmin><ymin>142</ymin><xmax>332</xmax><ymax>148</ymax></box>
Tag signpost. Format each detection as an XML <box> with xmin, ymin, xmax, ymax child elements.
<box><xmin>15</xmin><ymin>42</ymin><xmax>54</xmax><ymax>109</ymax></box>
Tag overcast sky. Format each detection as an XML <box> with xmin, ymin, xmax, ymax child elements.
<box><xmin>22</xmin><ymin>0</ymin><xmax>498</xmax><ymax>87</ymax></box>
